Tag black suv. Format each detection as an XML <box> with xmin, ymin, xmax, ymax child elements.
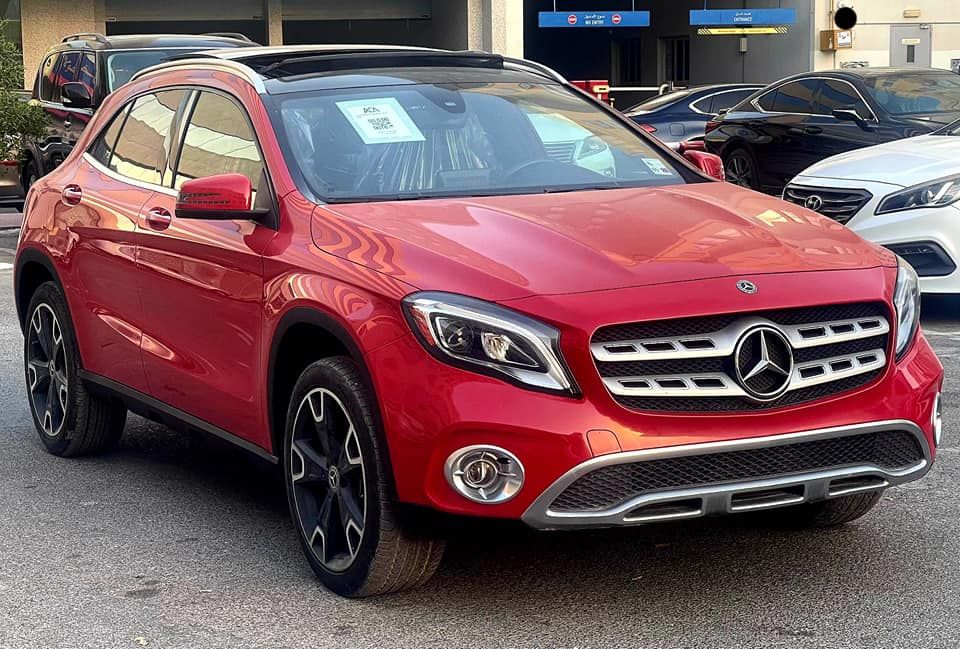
<box><xmin>21</xmin><ymin>32</ymin><xmax>255</xmax><ymax>192</ymax></box>
<box><xmin>705</xmin><ymin>67</ymin><xmax>960</xmax><ymax>194</ymax></box>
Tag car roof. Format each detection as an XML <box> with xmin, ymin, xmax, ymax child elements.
<box><xmin>132</xmin><ymin>45</ymin><xmax>567</xmax><ymax>94</ymax></box>
<box><xmin>52</xmin><ymin>33</ymin><xmax>256</xmax><ymax>53</ymax></box>
<box><xmin>773</xmin><ymin>66</ymin><xmax>955</xmax><ymax>85</ymax></box>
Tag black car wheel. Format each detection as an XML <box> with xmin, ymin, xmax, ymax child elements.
<box><xmin>283</xmin><ymin>357</ymin><xmax>444</xmax><ymax>597</ymax></box>
<box><xmin>723</xmin><ymin>148</ymin><xmax>759</xmax><ymax>190</ymax></box>
<box><xmin>24</xmin><ymin>282</ymin><xmax>126</xmax><ymax>457</ymax></box>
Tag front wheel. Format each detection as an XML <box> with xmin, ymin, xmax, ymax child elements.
<box><xmin>24</xmin><ymin>282</ymin><xmax>126</xmax><ymax>456</ymax></box>
<box><xmin>283</xmin><ymin>357</ymin><xmax>444</xmax><ymax>597</ymax></box>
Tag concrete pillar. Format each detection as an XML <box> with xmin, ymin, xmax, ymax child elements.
<box><xmin>20</xmin><ymin>0</ymin><xmax>105</xmax><ymax>88</ymax></box>
<box><xmin>264</xmin><ymin>0</ymin><xmax>283</xmax><ymax>46</ymax></box>
<box><xmin>479</xmin><ymin>0</ymin><xmax>522</xmax><ymax>57</ymax></box>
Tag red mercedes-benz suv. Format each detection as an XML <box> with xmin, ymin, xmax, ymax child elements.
<box><xmin>14</xmin><ymin>46</ymin><xmax>944</xmax><ymax>597</ymax></box>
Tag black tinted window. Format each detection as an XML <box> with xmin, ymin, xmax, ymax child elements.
<box><xmin>109</xmin><ymin>90</ymin><xmax>187</xmax><ymax>185</ymax></box>
<box><xmin>863</xmin><ymin>73</ymin><xmax>960</xmax><ymax>115</ymax></box>
<box><xmin>174</xmin><ymin>91</ymin><xmax>264</xmax><ymax>190</ymax></box>
<box><xmin>712</xmin><ymin>89</ymin><xmax>756</xmax><ymax>113</ymax></box>
<box><xmin>57</xmin><ymin>51</ymin><xmax>96</xmax><ymax>98</ymax></box>
<box><xmin>691</xmin><ymin>95</ymin><xmax>713</xmax><ymax>113</ymax></box>
<box><xmin>770</xmin><ymin>80</ymin><xmax>819</xmax><ymax>113</ymax></box>
<box><xmin>757</xmin><ymin>89</ymin><xmax>778</xmax><ymax>111</ymax></box>
<box><xmin>816</xmin><ymin>79</ymin><xmax>872</xmax><ymax>119</ymax></box>
<box><xmin>37</xmin><ymin>53</ymin><xmax>59</xmax><ymax>101</ymax></box>
<box><xmin>88</xmin><ymin>104</ymin><xmax>129</xmax><ymax>165</ymax></box>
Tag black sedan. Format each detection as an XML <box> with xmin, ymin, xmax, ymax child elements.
<box><xmin>704</xmin><ymin>68</ymin><xmax>960</xmax><ymax>194</ymax></box>
<box><xmin>623</xmin><ymin>84</ymin><xmax>762</xmax><ymax>148</ymax></box>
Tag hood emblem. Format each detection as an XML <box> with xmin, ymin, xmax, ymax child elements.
<box><xmin>734</xmin><ymin>326</ymin><xmax>794</xmax><ymax>401</ymax></box>
<box><xmin>736</xmin><ymin>280</ymin><xmax>757</xmax><ymax>294</ymax></box>
<box><xmin>804</xmin><ymin>195</ymin><xmax>824</xmax><ymax>211</ymax></box>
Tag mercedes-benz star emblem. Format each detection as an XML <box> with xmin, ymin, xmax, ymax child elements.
<box><xmin>736</xmin><ymin>280</ymin><xmax>758</xmax><ymax>294</ymax></box>
<box><xmin>804</xmin><ymin>194</ymin><xmax>824</xmax><ymax>211</ymax></box>
<box><xmin>734</xmin><ymin>326</ymin><xmax>794</xmax><ymax>401</ymax></box>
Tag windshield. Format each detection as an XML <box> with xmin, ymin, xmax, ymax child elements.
<box><xmin>862</xmin><ymin>73</ymin><xmax>960</xmax><ymax>116</ymax></box>
<box><xmin>625</xmin><ymin>90</ymin><xmax>692</xmax><ymax>115</ymax></box>
<box><xmin>106</xmin><ymin>50</ymin><xmax>199</xmax><ymax>90</ymax></box>
<box><xmin>273</xmin><ymin>82</ymin><xmax>685</xmax><ymax>203</ymax></box>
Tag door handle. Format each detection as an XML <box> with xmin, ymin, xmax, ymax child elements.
<box><xmin>61</xmin><ymin>184</ymin><xmax>82</xmax><ymax>206</ymax></box>
<box><xmin>804</xmin><ymin>126</ymin><xmax>823</xmax><ymax>135</ymax></box>
<box><xmin>145</xmin><ymin>207</ymin><xmax>172</xmax><ymax>231</ymax></box>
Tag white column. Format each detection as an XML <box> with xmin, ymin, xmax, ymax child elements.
<box><xmin>264</xmin><ymin>0</ymin><xmax>283</xmax><ymax>46</ymax></box>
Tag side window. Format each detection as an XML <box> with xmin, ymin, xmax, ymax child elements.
<box><xmin>109</xmin><ymin>90</ymin><xmax>187</xmax><ymax>185</ymax></box>
<box><xmin>37</xmin><ymin>53</ymin><xmax>59</xmax><ymax>101</ymax></box>
<box><xmin>88</xmin><ymin>104</ymin><xmax>130</xmax><ymax>166</ymax></box>
<box><xmin>691</xmin><ymin>95</ymin><xmax>714</xmax><ymax>114</ymax></box>
<box><xmin>174</xmin><ymin>91</ymin><xmax>264</xmax><ymax>191</ymax></box>
<box><xmin>816</xmin><ymin>79</ymin><xmax>873</xmax><ymax>120</ymax></box>
<box><xmin>56</xmin><ymin>51</ymin><xmax>97</xmax><ymax>100</ymax></box>
<box><xmin>770</xmin><ymin>80</ymin><xmax>820</xmax><ymax>114</ymax></box>
<box><xmin>712</xmin><ymin>89</ymin><xmax>756</xmax><ymax>113</ymax></box>
<box><xmin>756</xmin><ymin>89</ymin><xmax>779</xmax><ymax>111</ymax></box>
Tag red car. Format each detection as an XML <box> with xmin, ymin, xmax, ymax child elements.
<box><xmin>14</xmin><ymin>46</ymin><xmax>943</xmax><ymax>598</ymax></box>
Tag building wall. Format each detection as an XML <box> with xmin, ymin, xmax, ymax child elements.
<box><xmin>21</xmin><ymin>0</ymin><xmax>102</xmax><ymax>87</ymax></box>
<box><xmin>813</xmin><ymin>0</ymin><xmax>960</xmax><ymax>70</ymax></box>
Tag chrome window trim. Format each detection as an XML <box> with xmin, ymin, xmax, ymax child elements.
<box><xmin>83</xmin><ymin>151</ymin><xmax>178</xmax><ymax>197</ymax></box>
<box><xmin>521</xmin><ymin>419</ymin><xmax>930</xmax><ymax>529</ymax></box>
<box><xmin>749</xmin><ymin>76</ymin><xmax>877</xmax><ymax>122</ymax></box>
<box><xmin>688</xmin><ymin>87</ymin><xmax>762</xmax><ymax>116</ymax></box>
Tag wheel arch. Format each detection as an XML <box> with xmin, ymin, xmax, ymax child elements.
<box><xmin>267</xmin><ymin>307</ymin><xmax>397</xmax><ymax>497</ymax></box>
<box><xmin>14</xmin><ymin>248</ymin><xmax>64</xmax><ymax>332</ymax></box>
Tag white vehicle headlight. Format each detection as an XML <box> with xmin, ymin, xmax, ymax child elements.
<box><xmin>877</xmin><ymin>174</ymin><xmax>960</xmax><ymax>214</ymax></box>
<box><xmin>402</xmin><ymin>292</ymin><xmax>578</xmax><ymax>395</ymax></box>
<box><xmin>892</xmin><ymin>256</ymin><xmax>922</xmax><ymax>360</ymax></box>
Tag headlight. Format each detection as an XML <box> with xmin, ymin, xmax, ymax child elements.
<box><xmin>402</xmin><ymin>292</ymin><xmax>577</xmax><ymax>395</ymax></box>
<box><xmin>892</xmin><ymin>256</ymin><xmax>921</xmax><ymax>360</ymax></box>
<box><xmin>877</xmin><ymin>174</ymin><xmax>960</xmax><ymax>214</ymax></box>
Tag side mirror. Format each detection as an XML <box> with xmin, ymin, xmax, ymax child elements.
<box><xmin>175</xmin><ymin>173</ymin><xmax>269</xmax><ymax>220</ymax></box>
<box><xmin>683</xmin><ymin>150</ymin><xmax>725</xmax><ymax>181</ymax></box>
<box><xmin>60</xmin><ymin>82</ymin><xmax>93</xmax><ymax>109</ymax></box>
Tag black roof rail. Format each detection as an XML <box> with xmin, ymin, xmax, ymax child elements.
<box><xmin>247</xmin><ymin>50</ymin><xmax>546</xmax><ymax>80</ymax></box>
<box><xmin>62</xmin><ymin>32</ymin><xmax>109</xmax><ymax>44</ymax></box>
<box><xmin>202</xmin><ymin>32</ymin><xmax>255</xmax><ymax>42</ymax></box>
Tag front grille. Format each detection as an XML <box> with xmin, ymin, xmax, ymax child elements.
<box><xmin>550</xmin><ymin>430</ymin><xmax>923</xmax><ymax>512</ymax></box>
<box><xmin>593</xmin><ymin>303</ymin><xmax>890</xmax><ymax>413</ymax></box>
<box><xmin>886</xmin><ymin>241</ymin><xmax>957</xmax><ymax>278</ymax></box>
<box><xmin>783</xmin><ymin>185</ymin><xmax>872</xmax><ymax>224</ymax></box>
<box><xmin>543</xmin><ymin>141</ymin><xmax>577</xmax><ymax>162</ymax></box>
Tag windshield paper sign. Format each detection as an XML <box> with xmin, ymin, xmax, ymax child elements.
<box><xmin>336</xmin><ymin>98</ymin><xmax>425</xmax><ymax>145</ymax></box>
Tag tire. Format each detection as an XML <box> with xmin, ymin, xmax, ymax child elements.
<box><xmin>283</xmin><ymin>357</ymin><xmax>445</xmax><ymax>597</ymax></box>
<box><xmin>22</xmin><ymin>160</ymin><xmax>39</xmax><ymax>194</ymax></box>
<box><xmin>723</xmin><ymin>147</ymin><xmax>759</xmax><ymax>190</ymax></box>
<box><xmin>766</xmin><ymin>491</ymin><xmax>883</xmax><ymax>528</ymax></box>
<box><xmin>24</xmin><ymin>282</ymin><xmax>127</xmax><ymax>457</ymax></box>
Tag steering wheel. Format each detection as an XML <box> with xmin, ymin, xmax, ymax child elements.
<box><xmin>500</xmin><ymin>159</ymin><xmax>568</xmax><ymax>183</ymax></box>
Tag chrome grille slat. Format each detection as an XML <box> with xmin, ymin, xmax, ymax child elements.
<box><xmin>602</xmin><ymin>347</ymin><xmax>885</xmax><ymax>398</ymax></box>
<box><xmin>592</xmin><ymin>303</ymin><xmax>890</xmax><ymax>412</ymax></box>
<box><xmin>591</xmin><ymin>315</ymin><xmax>889</xmax><ymax>362</ymax></box>
<box><xmin>782</xmin><ymin>184</ymin><xmax>872</xmax><ymax>225</ymax></box>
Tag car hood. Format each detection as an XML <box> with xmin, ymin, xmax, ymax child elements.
<box><xmin>797</xmin><ymin>134</ymin><xmax>960</xmax><ymax>187</ymax></box>
<box><xmin>313</xmin><ymin>183</ymin><xmax>895</xmax><ymax>301</ymax></box>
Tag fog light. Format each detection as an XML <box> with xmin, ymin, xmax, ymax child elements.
<box><xmin>933</xmin><ymin>392</ymin><xmax>943</xmax><ymax>447</ymax></box>
<box><xmin>445</xmin><ymin>446</ymin><xmax>524</xmax><ymax>504</ymax></box>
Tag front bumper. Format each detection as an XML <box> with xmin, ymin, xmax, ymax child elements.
<box><xmin>791</xmin><ymin>174</ymin><xmax>960</xmax><ymax>294</ymax></box>
<box><xmin>366</xmin><ymin>274</ymin><xmax>943</xmax><ymax>528</ymax></box>
<box><xmin>521</xmin><ymin>419</ymin><xmax>930</xmax><ymax>529</ymax></box>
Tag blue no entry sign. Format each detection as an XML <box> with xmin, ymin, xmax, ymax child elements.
<box><xmin>689</xmin><ymin>8</ymin><xmax>797</xmax><ymax>26</ymax></box>
<box><xmin>538</xmin><ymin>11</ymin><xmax>651</xmax><ymax>28</ymax></box>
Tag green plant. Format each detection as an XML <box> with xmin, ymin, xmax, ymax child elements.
<box><xmin>0</xmin><ymin>20</ymin><xmax>48</xmax><ymax>163</ymax></box>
